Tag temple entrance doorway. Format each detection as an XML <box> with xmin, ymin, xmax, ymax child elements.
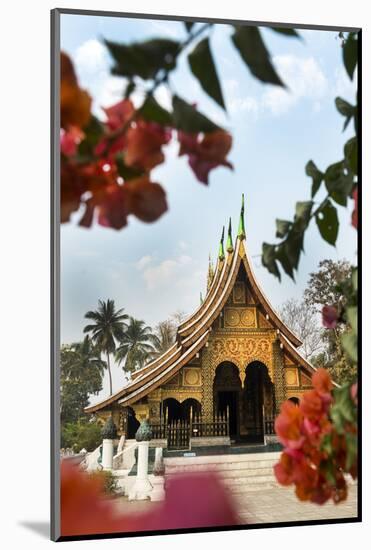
<box><xmin>213</xmin><ymin>362</ymin><xmax>242</xmax><ymax>439</ymax></box>
<box><xmin>241</xmin><ymin>361</ymin><xmax>274</xmax><ymax>443</ymax></box>
<box><xmin>127</xmin><ymin>406</ymin><xmax>140</xmax><ymax>439</ymax></box>
<box><xmin>162</xmin><ymin>397</ymin><xmax>201</xmax><ymax>424</ymax></box>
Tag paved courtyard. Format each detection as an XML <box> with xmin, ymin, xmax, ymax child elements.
<box><xmin>234</xmin><ymin>483</ymin><xmax>358</xmax><ymax>525</ymax></box>
<box><xmin>114</xmin><ymin>482</ymin><xmax>358</xmax><ymax>527</ymax></box>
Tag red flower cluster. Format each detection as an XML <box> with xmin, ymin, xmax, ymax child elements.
<box><xmin>322</xmin><ymin>305</ymin><xmax>339</xmax><ymax>329</ymax></box>
<box><xmin>274</xmin><ymin>368</ymin><xmax>354</xmax><ymax>504</ymax></box>
<box><xmin>60</xmin><ymin>52</ymin><xmax>233</xmax><ymax>230</ymax></box>
<box><xmin>60</xmin><ymin>460</ymin><xmax>239</xmax><ymax>538</ymax></box>
<box><xmin>178</xmin><ymin>130</ymin><xmax>233</xmax><ymax>184</ymax></box>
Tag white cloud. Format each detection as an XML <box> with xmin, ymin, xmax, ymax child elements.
<box><xmin>142</xmin><ymin>255</ymin><xmax>195</xmax><ymax>290</ymax></box>
<box><xmin>178</xmin><ymin>240</ymin><xmax>189</xmax><ymax>251</ymax></box>
<box><xmin>136</xmin><ymin>255</ymin><xmax>153</xmax><ymax>270</ymax></box>
<box><xmin>75</xmin><ymin>39</ymin><xmax>108</xmax><ymax>74</ymax></box>
<box><xmin>225</xmin><ymin>56</ymin><xmax>329</xmax><ymax>117</ymax></box>
<box><xmin>333</xmin><ymin>67</ymin><xmax>357</xmax><ymax>102</ymax></box>
<box><xmin>261</xmin><ymin>55</ymin><xmax>328</xmax><ymax>115</ymax></box>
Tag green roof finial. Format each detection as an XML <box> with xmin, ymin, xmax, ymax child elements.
<box><xmin>226</xmin><ymin>218</ymin><xmax>234</xmax><ymax>253</ymax></box>
<box><xmin>218</xmin><ymin>226</ymin><xmax>225</xmax><ymax>261</ymax></box>
<box><xmin>238</xmin><ymin>193</ymin><xmax>246</xmax><ymax>240</ymax></box>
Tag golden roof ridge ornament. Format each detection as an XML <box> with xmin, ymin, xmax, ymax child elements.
<box><xmin>218</xmin><ymin>226</ymin><xmax>225</xmax><ymax>261</ymax></box>
<box><xmin>237</xmin><ymin>193</ymin><xmax>246</xmax><ymax>240</ymax></box>
<box><xmin>226</xmin><ymin>217</ymin><xmax>234</xmax><ymax>253</ymax></box>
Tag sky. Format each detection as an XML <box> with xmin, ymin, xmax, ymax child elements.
<box><xmin>60</xmin><ymin>14</ymin><xmax>357</xmax><ymax>399</ymax></box>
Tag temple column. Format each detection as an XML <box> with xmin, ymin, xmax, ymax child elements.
<box><xmin>272</xmin><ymin>339</ymin><xmax>287</xmax><ymax>413</ymax></box>
<box><xmin>148</xmin><ymin>390</ymin><xmax>162</xmax><ymax>424</ymax></box>
<box><xmin>201</xmin><ymin>349</ymin><xmax>214</xmax><ymax>421</ymax></box>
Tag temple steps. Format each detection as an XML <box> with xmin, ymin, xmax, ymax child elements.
<box><xmin>164</xmin><ymin>451</ymin><xmax>280</xmax><ymax>493</ymax></box>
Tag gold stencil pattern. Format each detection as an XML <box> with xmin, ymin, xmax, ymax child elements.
<box><xmin>183</xmin><ymin>367</ymin><xmax>202</xmax><ymax>387</ymax></box>
<box><xmin>224</xmin><ymin>307</ymin><xmax>256</xmax><ymax>328</ymax></box>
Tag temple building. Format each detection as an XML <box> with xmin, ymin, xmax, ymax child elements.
<box><xmin>85</xmin><ymin>196</ymin><xmax>316</xmax><ymax>450</ymax></box>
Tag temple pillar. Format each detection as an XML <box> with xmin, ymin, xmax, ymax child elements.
<box><xmin>272</xmin><ymin>339</ymin><xmax>287</xmax><ymax>412</ymax></box>
<box><xmin>148</xmin><ymin>390</ymin><xmax>162</xmax><ymax>424</ymax></box>
<box><xmin>129</xmin><ymin>420</ymin><xmax>153</xmax><ymax>501</ymax></box>
<box><xmin>201</xmin><ymin>349</ymin><xmax>214</xmax><ymax>421</ymax></box>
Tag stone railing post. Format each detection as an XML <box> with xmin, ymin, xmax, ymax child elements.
<box><xmin>101</xmin><ymin>416</ymin><xmax>118</xmax><ymax>470</ymax></box>
<box><xmin>129</xmin><ymin>419</ymin><xmax>153</xmax><ymax>501</ymax></box>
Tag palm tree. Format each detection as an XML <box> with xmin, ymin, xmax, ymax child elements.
<box><xmin>115</xmin><ymin>317</ymin><xmax>155</xmax><ymax>373</ymax></box>
<box><xmin>149</xmin><ymin>320</ymin><xmax>176</xmax><ymax>359</ymax></box>
<box><xmin>84</xmin><ymin>299</ymin><xmax>128</xmax><ymax>395</ymax></box>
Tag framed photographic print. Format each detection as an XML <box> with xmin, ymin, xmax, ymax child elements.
<box><xmin>51</xmin><ymin>8</ymin><xmax>361</xmax><ymax>542</ymax></box>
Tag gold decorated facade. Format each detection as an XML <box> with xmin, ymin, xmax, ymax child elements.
<box><xmin>86</xmin><ymin>203</ymin><xmax>315</xmax><ymax>445</ymax></box>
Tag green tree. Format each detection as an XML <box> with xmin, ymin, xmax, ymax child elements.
<box><xmin>84</xmin><ymin>299</ymin><xmax>128</xmax><ymax>395</ymax></box>
<box><xmin>115</xmin><ymin>317</ymin><xmax>154</xmax><ymax>373</ymax></box>
<box><xmin>304</xmin><ymin>259</ymin><xmax>356</xmax><ymax>384</ymax></box>
<box><xmin>60</xmin><ymin>336</ymin><xmax>106</xmax><ymax>423</ymax></box>
<box><xmin>61</xmin><ymin>420</ymin><xmax>102</xmax><ymax>452</ymax></box>
<box><xmin>304</xmin><ymin>259</ymin><xmax>352</xmax><ymax>310</ymax></box>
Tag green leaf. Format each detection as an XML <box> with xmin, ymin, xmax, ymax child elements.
<box><xmin>124</xmin><ymin>80</ymin><xmax>135</xmax><ymax>99</ymax></box>
<box><xmin>270</xmin><ymin>27</ymin><xmax>301</xmax><ymax>38</ymax></box>
<box><xmin>276</xmin><ymin>219</ymin><xmax>292</xmax><ymax>238</ymax></box>
<box><xmin>283</xmin><ymin>231</ymin><xmax>304</xmax><ymax>271</ymax></box>
<box><xmin>184</xmin><ymin>21</ymin><xmax>195</xmax><ymax>33</ymax></box>
<box><xmin>188</xmin><ymin>37</ymin><xmax>225</xmax><ymax>110</ymax></box>
<box><xmin>335</xmin><ymin>97</ymin><xmax>356</xmax><ymax>131</ymax></box>
<box><xmin>341</xmin><ymin>331</ymin><xmax>358</xmax><ymax>362</ymax></box>
<box><xmin>276</xmin><ymin>243</ymin><xmax>295</xmax><ymax>280</ymax></box>
<box><xmin>306</xmin><ymin>160</ymin><xmax>324</xmax><ymax>198</ymax></box>
<box><xmin>346</xmin><ymin>306</ymin><xmax>358</xmax><ymax>335</ymax></box>
<box><xmin>172</xmin><ymin>95</ymin><xmax>221</xmax><ymax>133</ymax></box>
<box><xmin>105</xmin><ymin>38</ymin><xmax>180</xmax><ymax>80</ymax></box>
<box><xmin>345</xmin><ymin>432</ymin><xmax>357</xmax><ymax>471</ymax></box>
<box><xmin>232</xmin><ymin>26</ymin><xmax>284</xmax><ymax>86</ymax></box>
<box><xmin>77</xmin><ymin>116</ymin><xmax>105</xmax><ymax>159</ymax></box>
<box><xmin>331</xmin><ymin>384</ymin><xmax>357</xmax><ymax>432</ymax></box>
<box><xmin>324</xmin><ymin>161</ymin><xmax>354</xmax><ymax>206</ymax></box>
<box><xmin>320</xmin><ymin>433</ymin><xmax>333</xmax><ymax>456</ymax></box>
<box><xmin>343</xmin><ymin>32</ymin><xmax>358</xmax><ymax>80</ymax></box>
<box><xmin>315</xmin><ymin>200</ymin><xmax>339</xmax><ymax>246</ymax></box>
<box><xmin>115</xmin><ymin>156</ymin><xmax>144</xmax><ymax>181</ymax></box>
<box><xmin>322</xmin><ymin>460</ymin><xmax>336</xmax><ymax>485</ymax></box>
<box><xmin>295</xmin><ymin>201</ymin><xmax>313</xmax><ymax>230</ymax></box>
<box><xmin>262</xmin><ymin>243</ymin><xmax>281</xmax><ymax>280</ymax></box>
<box><xmin>139</xmin><ymin>95</ymin><xmax>173</xmax><ymax>126</ymax></box>
<box><xmin>344</xmin><ymin>137</ymin><xmax>358</xmax><ymax>175</ymax></box>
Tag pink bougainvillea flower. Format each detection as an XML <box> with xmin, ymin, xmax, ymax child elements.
<box><xmin>60</xmin><ymin>461</ymin><xmax>239</xmax><ymax>538</ymax></box>
<box><xmin>60</xmin><ymin>52</ymin><xmax>91</xmax><ymax>130</ymax></box>
<box><xmin>312</xmin><ymin>368</ymin><xmax>333</xmax><ymax>397</ymax></box>
<box><xmin>103</xmin><ymin>99</ymin><xmax>135</xmax><ymax>131</ymax></box>
<box><xmin>125</xmin><ymin>176</ymin><xmax>168</xmax><ymax>223</ymax></box>
<box><xmin>275</xmin><ymin>400</ymin><xmax>304</xmax><ymax>449</ymax></box>
<box><xmin>322</xmin><ymin>305</ymin><xmax>338</xmax><ymax>329</ymax></box>
<box><xmin>125</xmin><ymin>121</ymin><xmax>171</xmax><ymax>171</ymax></box>
<box><xmin>60</xmin><ymin>127</ymin><xmax>84</xmax><ymax>157</ymax></box>
<box><xmin>178</xmin><ymin>130</ymin><xmax>233</xmax><ymax>184</ymax></box>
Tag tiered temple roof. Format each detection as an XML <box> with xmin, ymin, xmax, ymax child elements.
<box><xmin>85</xmin><ymin>195</ymin><xmax>316</xmax><ymax>414</ymax></box>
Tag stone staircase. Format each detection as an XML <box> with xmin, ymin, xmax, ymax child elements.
<box><xmin>164</xmin><ymin>451</ymin><xmax>280</xmax><ymax>494</ymax></box>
